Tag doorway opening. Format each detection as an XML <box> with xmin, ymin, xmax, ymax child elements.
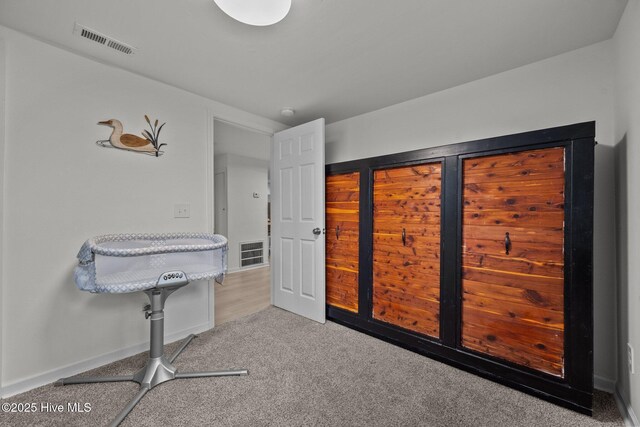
<box><xmin>213</xmin><ymin>119</ymin><xmax>272</xmax><ymax>325</ymax></box>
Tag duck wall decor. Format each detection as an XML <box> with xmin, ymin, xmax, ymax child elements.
<box><xmin>97</xmin><ymin>116</ymin><xmax>167</xmax><ymax>157</ymax></box>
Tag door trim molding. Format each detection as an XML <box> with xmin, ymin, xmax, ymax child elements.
<box><xmin>207</xmin><ymin>111</ymin><xmax>215</xmax><ymax>328</ymax></box>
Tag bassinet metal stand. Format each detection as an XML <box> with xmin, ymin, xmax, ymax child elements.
<box><xmin>56</xmin><ymin>273</ymin><xmax>248</xmax><ymax>427</ymax></box>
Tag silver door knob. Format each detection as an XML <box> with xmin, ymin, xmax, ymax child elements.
<box><xmin>312</xmin><ymin>228</ymin><xmax>322</xmax><ymax>235</ymax></box>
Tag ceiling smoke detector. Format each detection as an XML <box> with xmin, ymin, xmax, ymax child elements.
<box><xmin>73</xmin><ymin>23</ymin><xmax>136</xmax><ymax>55</ymax></box>
<box><xmin>280</xmin><ymin>108</ymin><xmax>295</xmax><ymax>117</ymax></box>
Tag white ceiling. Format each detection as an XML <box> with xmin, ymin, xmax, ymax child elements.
<box><xmin>0</xmin><ymin>0</ymin><xmax>628</xmax><ymax>126</ymax></box>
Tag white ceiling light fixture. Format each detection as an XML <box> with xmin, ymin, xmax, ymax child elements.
<box><xmin>280</xmin><ymin>108</ymin><xmax>295</xmax><ymax>117</ymax></box>
<box><xmin>213</xmin><ymin>0</ymin><xmax>292</xmax><ymax>26</ymax></box>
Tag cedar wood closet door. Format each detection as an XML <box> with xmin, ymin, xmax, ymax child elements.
<box><xmin>325</xmin><ymin>172</ymin><xmax>360</xmax><ymax>312</ymax></box>
<box><xmin>461</xmin><ymin>147</ymin><xmax>565</xmax><ymax>377</ymax></box>
<box><xmin>372</xmin><ymin>162</ymin><xmax>442</xmax><ymax>338</ymax></box>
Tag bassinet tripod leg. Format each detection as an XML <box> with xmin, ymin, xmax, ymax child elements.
<box><xmin>170</xmin><ymin>333</ymin><xmax>249</xmax><ymax>379</ymax></box>
<box><xmin>170</xmin><ymin>335</ymin><xmax>249</xmax><ymax>379</ymax></box>
<box><xmin>56</xmin><ymin>375</ymin><xmax>135</xmax><ymax>386</ymax></box>
<box><xmin>168</xmin><ymin>334</ymin><xmax>197</xmax><ymax>363</ymax></box>
<box><xmin>56</xmin><ymin>284</ymin><xmax>248</xmax><ymax>426</ymax></box>
<box><xmin>109</xmin><ymin>387</ymin><xmax>148</xmax><ymax>427</ymax></box>
<box><xmin>176</xmin><ymin>368</ymin><xmax>248</xmax><ymax>379</ymax></box>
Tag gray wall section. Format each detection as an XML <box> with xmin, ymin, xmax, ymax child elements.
<box><xmin>615</xmin><ymin>136</ymin><xmax>628</xmax><ymax>400</ymax></box>
<box><xmin>613</xmin><ymin>0</ymin><xmax>640</xmax><ymax>417</ymax></box>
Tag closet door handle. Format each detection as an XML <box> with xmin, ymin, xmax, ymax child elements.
<box><xmin>402</xmin><ymin>228</ymin><xmax>406</xmax><ymax>246</ymax></box>
<box><xmin>336</xmin><ymin>225</ymin><xmax>340</xmax><ymax>240</ymax></box>
<box><xmin>505</xmin><ymin>232</ymin><xmax>511</xmax><ymax>255</ymax></box>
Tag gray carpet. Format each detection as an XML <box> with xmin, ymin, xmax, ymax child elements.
<box><xmin>0</xmin><ymin>306</ymin><xmax>624</xmax><ymax>426</ymax></box>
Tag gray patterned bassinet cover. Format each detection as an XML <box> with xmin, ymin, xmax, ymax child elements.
<box><xmin>74</xmin><ymin>233</ymin><xmax>228</xmax><ymax>293</ymax></box>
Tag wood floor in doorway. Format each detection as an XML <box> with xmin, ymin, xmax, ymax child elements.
<box><xmin>215</xmin><ymin>266</ymin><xmax>271</xmax><ymax>325</ymax></box>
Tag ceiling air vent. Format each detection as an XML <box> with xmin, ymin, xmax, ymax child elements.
<box><xmin>73</xmin><ymin>23</ymin><xmax>136</xmax><ymax>55</ymax></box>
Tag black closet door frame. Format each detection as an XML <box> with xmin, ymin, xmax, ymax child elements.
<box><xmin>325</xmin><ymin>121</ymin><xmax>594</xmax><ymax>415</ymax></box>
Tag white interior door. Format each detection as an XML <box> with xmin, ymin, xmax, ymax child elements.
<box><xmin>271</xmin><ymin>118</ymin><xmax>325</xmax><ymax>323</ymax></box>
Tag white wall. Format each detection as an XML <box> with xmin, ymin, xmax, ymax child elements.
<box><xmin>613</xmin><ymin>0</ymin><xmax>640</xmax><ymax>421</ymax></box>
<box><xmin>214</xmin><ymin>120</ymin><xmax>271</xmax><ymax>161</ymax></box>
<box><xmin>0</xmin><ymin>26</ymin><xmax>284</xmax><ymax>394</ymax></box>
<box><xmin>215</xmin><ymin>153</ymin><xmax>269</xmax><ymax>272</ymax></box>
<box><xmin>326</xmin><ymin>40</ymin><xmax>617</xmax><ymax>386</ymax></box>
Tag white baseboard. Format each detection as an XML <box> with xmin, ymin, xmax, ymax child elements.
<box><xmin>594</xmin><ymin>375</ymin><xmax>616</xmax><ymax>393</ymax></box>
<box><xmin>0</xmin><ymin>321</ymin><xmax>211</xmax><ymax>399</ymax></box>
<box><xmin>615</xmin><ymin>385</ymin><xmax>640</xmax><ymax>427</ymax></box>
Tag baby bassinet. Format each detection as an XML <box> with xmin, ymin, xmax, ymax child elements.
<box><xmin>60</xmin><ymin>232</ymin><xmax>246</xmax><ymax>427</ymax></box>
<box><xmin>74</xmin><ymin>232</ymin><xmax>227</xmax><ymax>293</ymax></box>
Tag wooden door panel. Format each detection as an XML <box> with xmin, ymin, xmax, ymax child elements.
<box><xmin>373</xmin><ymin>225</ymin><xmax>441</xmax><ymax>239</ymax></box>
<box><xmin>463</xmin><ymin>279</ymin><xmax>564</xmax><ymax>311</ymax></box>
<box><xmin>326</xmin><ymin>242</ymin><xmax>358</xmax><ymax>258</ymax></box>
<box><xmin>462</xmin><ymin>252</ymin><xmax>564</xmax><ymax>278</ymax></box>
<box><xmin>462</xmin><ymin>325</ymin><xmax>564</xmax><ymax>374</ymax></box>
<box><xmin>326</xmin><ymin>190</ymin><xmax>360</xmax><ymax>202</ymax></box>
<box><xmin>326</xmin><ymin>223</ymin><xmax>358</xmax><ymax>237</ymax></box>
<box><xmin>375</xmin><ymin>266</ymin><xmax>442</xmax><ymax>284</ymax></box>
<box><xmin>463</xmin><ymin>194</ymin><xmax>565</xmax><ymax>212</ymax></box>
<box><xmin>374</xmin><ymin>280</ymin><xmax>441</xmax><ymax>303</ymax></box>
<box><xmin>373</xmin><ymin>189</ymin><xmax>441</xmax><ymax>200</ymax></box>
<box><xmin>373</xmin><ymin>162</ymin><xmax>442</xmax><ymax>338</ymax></box>
<box><xmin>372</xmin><ymin>300</ymin><xmax>439</xmax><ymax>338</ymax></box>
<box><xmin>463</xmin><ymin>148</ymin><xmax>565</xmax><ymax>170</ymax></box>
<box><xmin>461</xmin><ymin>147</ymin><xmax>565</xmax><ymax>377</ymax></box>
<box><xmin>326</xmin><ymin>269</ymin><xmax>358</xmax><ymax>309</ymax></box>
<box><xmin>374</xmin><ymin>242</ymin><xmax>441</xmax><ymax>258</ymax></box>
<box><xmin>326</xmin><ymin>257</ymin><xmax>358</xmax><ymax>272</ymax></box>
<box><xmin>464</xmin><ymin>179</ymin><xmax>565</xmax><ymax>197</ymax></box>
<box><xmin>463</xmin><ymin>164</ymin><xmax>565</xmax><ymax>184</ymax></box>
<box><xmin>463</xmin><ymin>225</ymin><xmax>563</xmax><ymax>245</ymax></box>
<box><xmin>326</xmin><ymin>201</ymin><xmax>361</xmax><ymax>211</ymax></box>
<box><xmin>325</xmin><ymin>172</ymin><xmax>360</xmax><ymax>313</ymax></box>
<box><xmin>462</xmin><ymin>210</ymin><xmax>564</xmax><ymax>228</ymax></box>
<box><xmin>463</xmin><ymin>312</ymin><xmax>563</xmax><ymax>352</ymax></box>
<box><xmin>462</xmin><ymin>267</ymin><xmax>564</xmax><ymax>294</ymax></box>
<box><xmin>374</xmin><ymin>258</ymin><xmax>440</xmax><ymax>279</ymax></box>
<box><xmin>374</xmin><ymin>164</ymin><xmax>440</xmax><ymax>180</ymax></box>
<box><xmin>463</xmin><ymin>294</ymin><xmax>564</xmax><ymax>327</ymax></box>
<box><xmin>373</xmin><ymin>287</ymin><xmax>440</xmax><ymax>311</ymax></box>
<box><xmin>374</xmin><ymin>232</ymin><xmax>440</xmax><ymax>247</ymax></box>
<box><xmin>374</xmin><ymin>199</ymin><xmax>441</xmax><ymax>213</ymax></box>
<box><xmin>464</xmin><ymin>238</ymin><xmax>563</xmax><ymax>261</ymax></box>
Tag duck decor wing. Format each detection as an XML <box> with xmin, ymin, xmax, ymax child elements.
<box><xmin>121</xmin><ymin>133</ymin><xmax>155</xmax><ymax>148</ymax></box>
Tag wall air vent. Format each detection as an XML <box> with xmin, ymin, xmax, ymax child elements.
<box><xmin>240</xmin><ymin>241</ymin><xmax>264</xmax><ymax>268</ymax></box>
<box><xmin>73</xmin><ymin>23</ymin><xmax>136</xmax><ymax>55</ymax></box>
